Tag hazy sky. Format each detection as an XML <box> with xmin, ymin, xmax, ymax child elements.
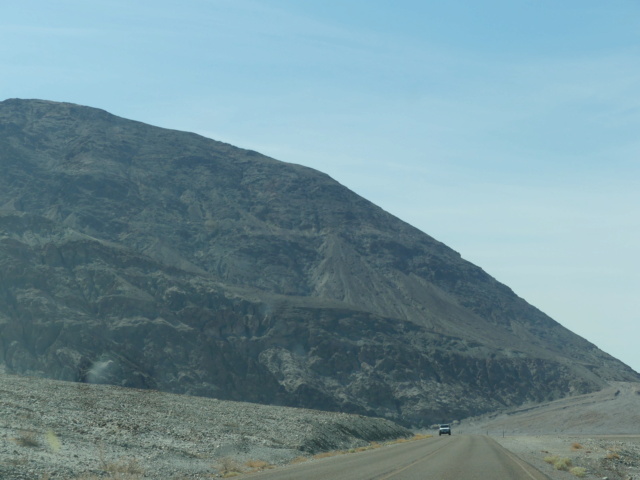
<box><xmin>3</xmin><ymin>1</ymin><xmax>639</xmax><ymax>372</ymax></box>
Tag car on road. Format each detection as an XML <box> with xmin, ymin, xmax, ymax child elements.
<box><xmin>439</xmin><ymin>424</ymin><xmax>451</xmax><ymax>436</ymax></box>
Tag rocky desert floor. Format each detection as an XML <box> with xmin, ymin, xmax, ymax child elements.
<box><xmin>461</xmin><ymin>382</ymin><xmax>640</xmax><ymax>480</ymax></box>
<box><xmin>2</xmin><ymin>372</ymin><xmax>639</xmax><ymax>479</ymax></box>
<box><xmin>494</xmin><ymin>435</ymin><xmax>640</xmax><ymax>480</ymax></box>
<box><xmin>0</xmin><ymin>372</ymin><xmax>410</xmax><ymax>479</ymax></box>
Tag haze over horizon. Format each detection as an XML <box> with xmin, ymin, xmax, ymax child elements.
<box><xmin>2</xmin><ymin>1</ymin><xmax>639</xmax><ymax>372</ymax></box>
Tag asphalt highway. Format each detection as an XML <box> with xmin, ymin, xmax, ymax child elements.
<box><xmin>246</xmin><ymin>435</ymin><xmax>551</xmax><ymax>480</ymax></box>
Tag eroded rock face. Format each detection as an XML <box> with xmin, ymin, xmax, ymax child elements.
<box><xmin>0</xmin><ymin>99</ymin><xmax>637</xmax><ymax>427</ymax></box>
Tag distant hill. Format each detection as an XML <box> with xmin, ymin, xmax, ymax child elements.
<box><xmin>0</xmin><ymin>98</ymin><xmax>637</xmax><ymax>427</ymax></box>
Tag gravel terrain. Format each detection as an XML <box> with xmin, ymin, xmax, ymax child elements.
<box><xmin>2</xmin><ymin>374</ymin><xmax>639</xmax><ymax>479</ymax></box>
<box><xmin>460</xmin><ymin>382</ymin><xmax>640</xmax><ymax>436</ymax></box>
<box><xmin>495</xmin><ymin>435</ymin><xmax>640</xmax><ymax>480</ymax></box>
<box><xmin>0</xmin><ymin>372</ymin><xmax>410</xmax><ymax>479</ymax></box>
<box><xmin>460</xmin><ymin>382</ymin><xmax>640</xmax><ymax>480</ymax></box>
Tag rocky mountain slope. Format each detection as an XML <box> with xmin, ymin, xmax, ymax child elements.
<box><xmin>0</xmin><ymin>98</ymin><xmax>637</xmax><ymax>427</ymax></box>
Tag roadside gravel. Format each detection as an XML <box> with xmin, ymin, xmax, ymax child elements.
<box><xmin>494</xmin><ymin>435</ymin><xmax>640</xmax><ymax>480</ymax></box>
<box><xmin>461</xmin><ymin>383</ymin><xmax>640</xmax><ymax>480</ymax></box>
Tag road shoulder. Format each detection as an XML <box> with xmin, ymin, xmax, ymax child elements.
<box><xmin>494</xmin><ymin>435</ymin><xmax>640</xmax><ymax>480</ymax></box>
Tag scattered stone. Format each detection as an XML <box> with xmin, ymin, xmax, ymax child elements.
<box><xmin>0</xmin><ymin>372</ymin><xmax>411</xmax><ymax>478</ymax></box>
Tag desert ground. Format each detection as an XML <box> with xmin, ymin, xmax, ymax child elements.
<box><xmin>460</xmin><ymin>382</ymin><xmax>640</xmax><ymax>480</ymax></box>
<box><xmin>494</xmin><ymin>435</ymin><xmax>640</xmax><ymax>480</ymax></box>
<box><xmin>0</xmin><ymin>371</ymin><xmax>409</xmax><ymax>479</ymax></box>
<box><xmin>1</xmin><ymin>372</ymin><xmax>638</xmax><ymax>479</ymax></box>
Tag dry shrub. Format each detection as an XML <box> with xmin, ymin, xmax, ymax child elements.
<box><xmin>313</xmin><ymin>451</ymin><xmax>341</xmax><ymax>459</ymax></box>
<box><xmin>245</xmin><ymin>459</ymin><xmax>272</xmax><ymax>471</ymax></box>
<box><xmin>553</xmin><ymin>457</ymin><xmax>573</xmax><ymax>471</ymax></box>
<box><xmin>544</xmin><ymin>455</ymin><xmax>572</xmax><ymax>471</ymax></box>
<box><xmin>217</xmin><ymin>457</ymin><xmax>243</xmax><ymax>477</ymax></box>
<box><xmin>290</xmin><ymin>456</ymin><xmax>309</xmax><ymax>464</ymax></box>
<box><xmin>75</xmin><ymin>472</ymin><xmax>143</xmax><ymax>480</ymax></box>
<box><xmin>570</xmin><ymin>466</ymin><xmax>587</xmax><ymax>477</ymax></box>
<box><xmin>385</xmin><ymin>434</ymin><xmax>430</xmax><ymax>446</ymax></box>
<box><xmin>605</xmin><ymin>451</ymin><xmax>620</xmax><ymax>460</ymax></box>
<box><xmin>104</xmin><ymin>458</ymin><xmax>144</xmax><ymax>476</ymax></box>
<box><xmin>75</xmin><ymin>457</ymin><xmax>145</xmax><ymax>480</ymax></box>
<box><xmin>75</xmin><ymin>476</ymin><xmax>140</xmax><ymax>480</ymax></box>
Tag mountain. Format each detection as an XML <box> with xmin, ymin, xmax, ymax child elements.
<box><xmin>0</xmin><ymin>98</ymin><xmax>637</xmax><ymax>427</ymax></box>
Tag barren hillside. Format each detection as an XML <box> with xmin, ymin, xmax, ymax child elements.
<box><xmin>0</xmin><ymin>98</ymin><xmax>638</xmax><ymax>428</ymax></box>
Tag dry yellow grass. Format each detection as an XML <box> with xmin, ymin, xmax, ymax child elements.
<box><xmin>293</xmin><ymin>434</ymin><xmax>430</xmax><ymax>466</ymax></box>
<box><xmin>104</xmin><ymin>458</ymin><xmax>144</xmax><ymax>476</ymax></box>
<box><xmin>217</xmin><ymin>457</ymin><xmax>243</xmax><ymax>477</ymax></box>
<box><xmin>569</xmin><ymin>466</ymin><xmax>587</xmax><ymax>477</ymax></box>
<box><xmin>245</xmin><ymin>459</ymin><xmax>273</xmax><ymax>471</ymax></box>
<box><xmin>290</xmin><ymin>456</ymin><xmax>309</xmax><ymax>464</ymax></box>
<box><xmin>554</xmin><ymin>457</ymin><xmax>572</xmax><ymax>471</ymax></box>
<box><xmin>544</xmin><ymin>455</ymin><xmax>573</xmax><ymax>471</ymax></box>
<box><xmin>312</xmin><ymin>450</ymin><xmax>342</xmax><ymax>459</ymax></box>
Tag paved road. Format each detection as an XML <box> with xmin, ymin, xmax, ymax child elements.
<box><xmin>246</xmin><ymin>435</ymin><xmax>550</xmax><ymax>480</ymax></box>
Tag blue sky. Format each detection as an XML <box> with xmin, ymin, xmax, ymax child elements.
<box><xmin>2</xmin><ymin>1</ymin><xmax>639</xmax><ymax>372</ymax></box>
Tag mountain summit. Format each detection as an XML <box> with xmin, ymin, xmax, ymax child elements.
<box><xmin>0</xmin><ymin>99</ymin><xmax>636</xmax><ymax>426</ymax></box>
